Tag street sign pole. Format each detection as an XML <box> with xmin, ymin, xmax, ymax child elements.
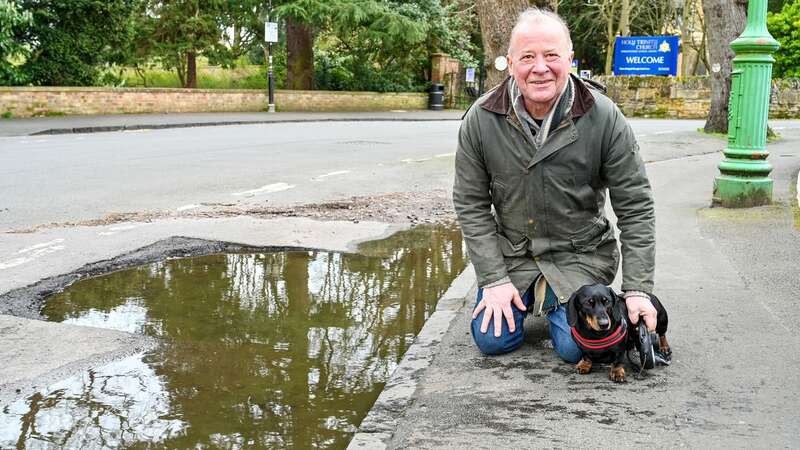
<box><xmin>268</xmin><ymin>40</ymin><xmax>275</xmax><ymax>113</ymax></box>
<box><xmin>265</xmin><ymin>0</ymin><xmax>276</xmax><ymax>113</ymax></box>
<box><xmin>712</xmin><ymin>0</ymin><xmax>780</xmax><ymax>207</ymax></box>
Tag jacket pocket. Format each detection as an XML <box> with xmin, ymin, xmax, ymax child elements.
<box><xmin>491</xmin><ymin>173</ymin><xmax>527</xmax><ymax>233</ymax></box>
<box><xmin>497</xmin><ymin>233</ymin><xmax>529</xmax><ymax>258</ymax></box>
<box><xmin>570</xmin><ymin>217</ymin><xmax>614</xmax><ymax>252</ymax></box>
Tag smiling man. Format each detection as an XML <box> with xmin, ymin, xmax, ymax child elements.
<box><xmin>453</xmin><ymin>8</ymin><xmax>658</xmax><ymax>362</ymax></box>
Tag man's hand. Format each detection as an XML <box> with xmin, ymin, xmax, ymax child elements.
<box><xmin>472</xmin><ymin>282</ymin><xmax>526</xmax><ymax>337</ymax></box>
<box><xmin>625</xmin><ymin>292</ymin><xmax>657</xmax><ymax>332</ymax></box>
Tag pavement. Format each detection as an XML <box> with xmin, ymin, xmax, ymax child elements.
<box><xmin>350</xmin><ymin>129</ymin><xmax>800</xmax><ymax>448</ymax></box>
<box><xmin>1</xmin><ymin>112</ymin><xmax>799</xmax><ymax>449</ymax></box>
<box><xmin>0</xmin><ymin>110</ymin><xmax>464</xmax><ymax>137</ymax></box>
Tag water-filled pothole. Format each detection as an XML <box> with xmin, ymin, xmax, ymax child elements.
<box><xmin>1</xmin><ymin>224</ymin><xmax>466</xmax><ymax>449</ymax></box>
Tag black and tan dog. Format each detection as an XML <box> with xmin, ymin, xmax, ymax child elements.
<box><xmin>566</xmin><ymin>284</ymin><xmax>670</xmax><ymax>382</ymax></box>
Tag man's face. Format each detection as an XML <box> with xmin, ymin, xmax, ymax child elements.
<box><xmin>506</xmin><ymin>19</ymin><xmax>573</xmax><ymax>115</ymax></box>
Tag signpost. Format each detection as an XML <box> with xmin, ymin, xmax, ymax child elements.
<box><xmin>465</xmin><ymin>67</ymin><xmax>476</xmax><ymax>83</ymax></box>
<box><xmin>264</xmin><ymin>2</ymin><xmax>277</xmax><ymax>113</ymax></box>
<box><xmin>613</xmin><ymin>36</ymin><xmax>679</xmax><ymax>76</ymax></box>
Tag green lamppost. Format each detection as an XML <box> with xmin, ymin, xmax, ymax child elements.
<box><xmin>712</xmin><ymin>0</ymin><xmax>780</xmax><ymax>208</ymax></box>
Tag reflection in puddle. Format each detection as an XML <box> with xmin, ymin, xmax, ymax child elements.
<box><xmin>0</xmin><ymin>354</ymin><xmax>185</xmax><ymax>448</ymax></box>
<box><xmin>1</xmin><ymin>224</ymin><xmax>466</xmax><ymax>449</ymax></box>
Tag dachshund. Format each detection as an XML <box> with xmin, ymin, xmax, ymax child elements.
<box><xmin>567</xmin><ymin>284</ymin><xmax>670</xmax><ymax>382</ymax></box>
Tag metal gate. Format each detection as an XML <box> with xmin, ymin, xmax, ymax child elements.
<box><xmin>443</xmin><ymin>68</ymin><xmax>482</xmax><ymax>110</ymax></box>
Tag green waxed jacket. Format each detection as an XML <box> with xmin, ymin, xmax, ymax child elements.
<box><xmin>453</xmin><ymin>75</ymin><xmax>655</xmax><ymax>304</ymax></box>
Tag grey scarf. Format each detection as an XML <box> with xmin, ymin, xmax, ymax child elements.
<box><xmin>510</xmin><ymin>76</ymin><xmax>575</xmax><ymax>150</ymax></box>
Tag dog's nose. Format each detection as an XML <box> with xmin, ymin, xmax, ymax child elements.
<box><xmin>597</xmin><ymin>317</ymin><xmax>610</xmax><ymax>329</ymax></box>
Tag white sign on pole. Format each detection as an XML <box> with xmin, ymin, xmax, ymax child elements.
<box><xmin>265</xmin><ymin>22</ymin><xmax>278</xmax><ymax>43</ymax></box>
<box><xmin>465</xmin><ymin>68</ymin><xmax>476</xmax><ymax>83</ymax></box>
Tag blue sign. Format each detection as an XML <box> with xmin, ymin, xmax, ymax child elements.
<box><xmin>613</xmin><ymin>36</ymin><xmax>679</xmax><ymax>76</ymax></box>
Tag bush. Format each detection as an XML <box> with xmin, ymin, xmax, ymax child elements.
<box><xmin>768</xmin><ymin>0</ymin><xmax>800</xmax><ymax>78</ymax></box>
<box><xmin>314</xmin><ymin>51</ymin><xmax>426</xmax><ymax>92</ymax></box>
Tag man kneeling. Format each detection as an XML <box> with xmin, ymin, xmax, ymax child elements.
<box><xmin>453</xmin><ymin>7</ymin><xmax>658</xmax><ymax>359</ymax></box>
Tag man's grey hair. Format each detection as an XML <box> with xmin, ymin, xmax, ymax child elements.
<box><xmin>507</xmin><ymin>7</ymin><xmax>573</xmax><ymax>55</ymax></box>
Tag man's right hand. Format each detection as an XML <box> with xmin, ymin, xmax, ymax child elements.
<box><xmin>471</xmin><ymin>282</ymin><xmax>526</xmax><ymax>337</ymax></box>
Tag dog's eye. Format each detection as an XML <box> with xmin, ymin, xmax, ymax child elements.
<box><xmin>588</xmin><ymin>298</ymin><xmax>595</xmax><ymax>306</ymax></box>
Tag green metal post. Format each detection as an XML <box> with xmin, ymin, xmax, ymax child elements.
<box><xmin>712</xmin><ymin>0</ymin><xmax>780</xmax><ymax>208</ymax></box>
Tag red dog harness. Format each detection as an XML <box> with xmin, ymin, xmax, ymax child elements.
<box><xmin>571</xmin><ymin>323</ymin><xmax>628</xmax><ymax>351</ymax></box>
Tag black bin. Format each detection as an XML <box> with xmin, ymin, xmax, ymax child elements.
<box><xmin>428</xmin><ymin>83</ymin><xmax>444</xmax><ymax>111</ymax></box>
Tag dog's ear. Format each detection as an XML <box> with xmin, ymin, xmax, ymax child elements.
<box><xmin>610</xmin><ymin>289</ymin><xmax>626</xmax><ymax>324</ymax></box>
<box><xmin>567</xmin><ymin>291</ymin><xmax>580</xmax><ymax>327</ymax></box>
<box><xmin>610</xmin><ymin>296</ymin><xmax>623</xmax><ymax>324</ymax></box>
<box><xmin>606</xmin><ymin>286</ymin><xmax>626</xmax><ymax>323</ymax></box>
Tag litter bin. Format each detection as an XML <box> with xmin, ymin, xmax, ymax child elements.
<box><xmin>428</xmin><ymin>83</ymin><xmax>444</xmax><ymax>110</ymax></box>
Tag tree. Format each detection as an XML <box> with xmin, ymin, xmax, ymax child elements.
<box><xmin>585</xmin><ymin>0</ymin><xmax>636</xmax><ymax>75</ymax></box>
<box><xmin>532</xmin><ymin>0</ymin><xmax>560</xmax><ymax>13</ymax></box>
<box><xmin>13</xmin><ymin>0</ymin><xmax>139</xmax><ymax>86</ymax></box>
<box><xmin>318</xmin><ymin>0</ymin><xmax>471</xmax><ymax>91</ymax></box>
<box><xmin>273</xmin><ymin>0</ymin><xmax>333</xmax><ymax>90</ymax></box>
<box><xmin>143</xmin><ymin>1</ymin><xmax>232</xmax><ymax>88</ymax></box>
<box><xmin>702</xmin><ymin>0</ymin><xmax>747</xmax><ymax>133</ymax></box>
<box><xmin>0</xmin><ymin>0</ymin><xmax>32</xmax><ymax>85</ymax></box>
<box><xmin>476</xmin><ymin>0</ymin><xmax>528</xmax><ymax>90</ymax></box>
<box><xmin>680</xmin><ymin>0</ymin><xmax>708</xmax><ymax>77</ymax></box>
<box><xmin>286</xmin><ymin>17</ymin><xmax>314</xmax><ymax>89</ymax></box>
<box><xmin>276</xmin><ymin>0</ymin><xmax>471</xmax><ymax>92</ymax></box>
<box><xmin>768</xmin><ymin>0</ymin><xmax>800</xmax><ymax>78</ymax></box>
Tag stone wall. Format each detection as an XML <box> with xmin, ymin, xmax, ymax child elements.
<box><xmin>596</xmin><ymin>76</ymin><xmax>800</xmax><ymax>119</ymax></box>
<box><xmin>0</xmin><ymin>87</ymin><xmax>428</xmax><ymax>118</ymax></box>
<box><xmin>276</xmin><ymin>89</ymin><xmax>427</xmax><ymax>112</ymax></box>
<box><xmin>2</xmin><ymin>78</ymin><xmax>798</xmax><ymax>118</ymax></box>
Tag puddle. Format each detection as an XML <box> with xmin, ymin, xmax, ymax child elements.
<box><xmin>1</xmin><ymin>224</ymin><xmax>466</xmax><ymax>449</ymax></box>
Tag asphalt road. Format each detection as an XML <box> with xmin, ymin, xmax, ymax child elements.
<box><xmin>1</xmin><ymin>117</ymin><xmax>799</xmax><ymax>449</ymax></box>
<box><xmin>0</xmin><ymin>118</ymin><xmax>748</xmax><ymax>232</ymax></box>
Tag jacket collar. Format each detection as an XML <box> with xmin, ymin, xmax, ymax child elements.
<box><xmin>479</xmin><ymin>73</ymin><xmax>597</xmax><ymax>119</ymax></box>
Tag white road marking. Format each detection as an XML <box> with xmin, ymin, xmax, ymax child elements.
<box><xmin>177</xmin><ymin>204</ymin><xmax>201</xmax><ymax>212</ymax></box>
<box><xmin>17</xmin><ymin>239</ymin><xmax>64</xmax><ymax>254</ymax></box>
<box><xmin>402</xmin><ymin>157</ymin><xmax>432</xmax><ymax>163</ymax></box>
<box><xmin>231</xmin><ymin>182</ymin><xmax>295</xmax><ymax>197</ymax></box>
<box><xmin>654</xmin><ymin>131</ymin><xmax>674</xmax><ymax>135</ymax></box>
<box><xmin>435</xmin><ymin>152</ymin><xmax>455</xmax><ymax>158</ymax></box>
<box><xmin>98</xmin><ymin>223</ymin><xmax>150</xmax><ymax>236</ymax></box>
<box><xmin>1</xmin><ymin>244</ymin><xmax>65</xmax><ymax>270</ymax></box>
<box><xmin>312</xmin><ymin>170</ymin><xmax>350</xmax><ymax>181</ymax></box>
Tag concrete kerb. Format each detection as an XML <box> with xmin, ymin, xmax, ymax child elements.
<box><xmin>347</xmin><ymin>264</ymin><xmax>476</xmax><ymax>450</ymax></box>
<box><xmin>28</xmin><ymin>117</ymin><xmax>464</xmax><ymax>136</ymax></box>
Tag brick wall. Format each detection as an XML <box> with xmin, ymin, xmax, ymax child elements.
<box><xmin>0</xmin><ymin>87</ymin><xmax>428</xmax><ymax>118</ymax></box>
<box><xmin>596</xmin><ymin>76</ymin><xmax>800</xmax><ymax>119</ymax></box>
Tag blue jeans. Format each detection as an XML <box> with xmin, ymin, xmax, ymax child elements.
<box><xmin>470</xmin><ymin>284</ymin><xmax>583</xmax><ymax>363</ymax></box>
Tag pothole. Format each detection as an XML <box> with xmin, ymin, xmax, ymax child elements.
<box><xmin>1</xmin><ymin>224</ymin><xmax>467</xmax><ymax>449</ymax></box>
